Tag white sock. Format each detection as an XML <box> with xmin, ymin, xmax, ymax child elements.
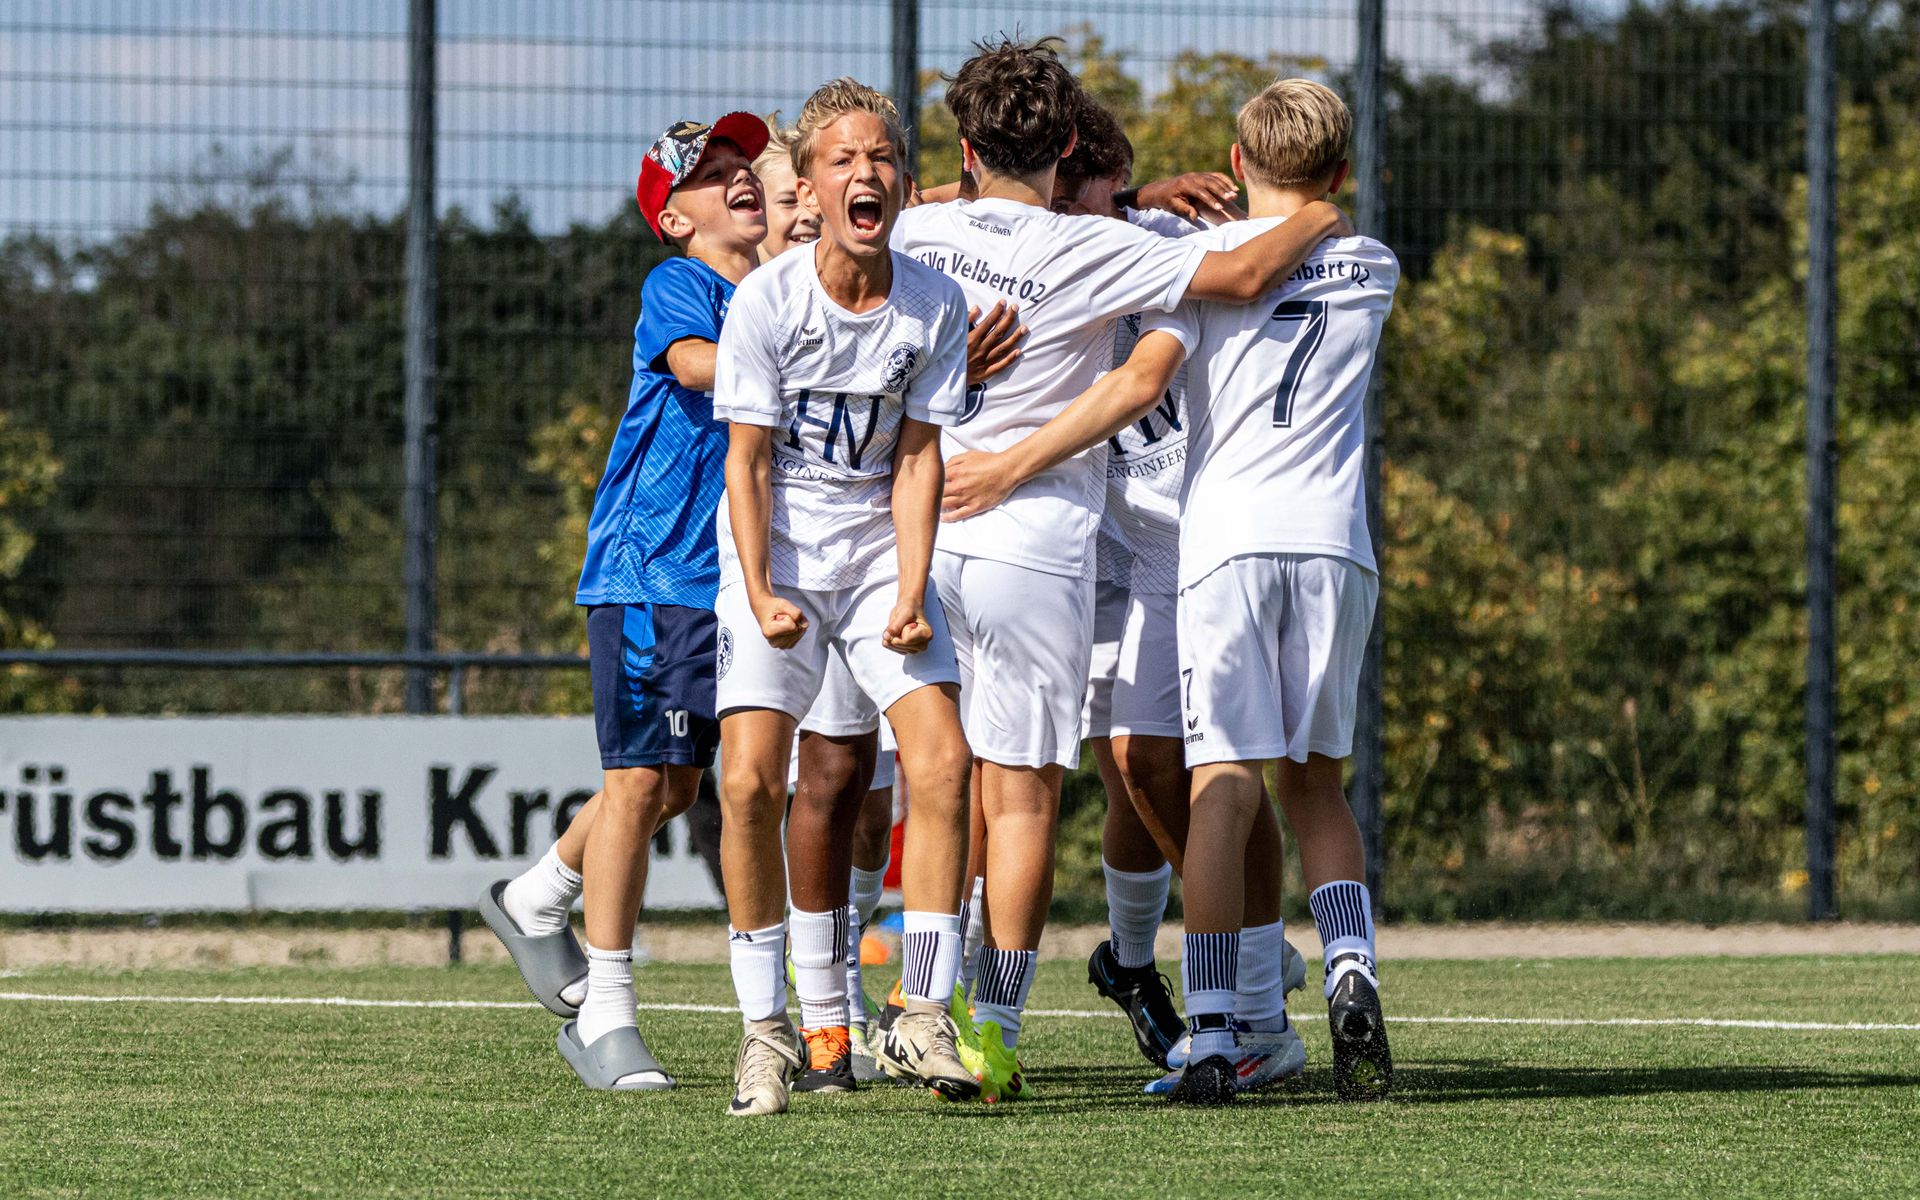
<box><xmin>850</xmin><ymin>861</ymin><xmax>888</xmax><ymax>927</ymax></box>
<box><xmin>900</xmin><ymin>910</ymin><xmax>963</xmax><ymax>1003</ymax></box>
<box><xmin>1102</xmin><ymin>860</ymin><xmax>1170</xmax><ymax>969</ymax></box>
<box><xmin>576</xmin><ymin>942</ymin><xmax>635</xmax><ymax>1046</ymax></box>
<box><xmin>1182</xmin><ymin>932</ymin><xmax>1240</xmax><ymax>1060</ymax></box>
<box><xmin>502</xmin><ymin>845</ymin><xmax>581</xmax><ymax>936</ymax></box>
<box><xmin>972</xmin><ymin>947</ymin><xmax>1037</xmax><ymax>1048</ymax></box>
<box><xmin>789</xmin><ymin>906</ymin><xmax>850</xmax><ymax>1030</ymax></box>
<box><xmin>1235</xmin><ymin>919</ymin><xmax>1290</xmax><ymax>1031</ymax></box>
<box><xmin>1307</xmin><ymin>880</ymin><xmax>1378</xmax><ymax>997</ymax></box>
<box><xmin>958</xmin><ymin>876</ymin><xmax>986</xmax><ymax>995</ymax></box>
<box><xmin>728</xmin><ymin>922</ymin><xmax>788</xmax><ymax>1023</ymax></box>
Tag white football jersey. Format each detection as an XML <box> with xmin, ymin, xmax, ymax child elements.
<box><xmin>1103</xmin><ymin>311</ymin><xmax>1189</xmax><ymax>596</ymax></box>
<box><xmin>713</xmin><ymin>246</ymin><xmax>971</xmax><ymax>590</ymax></box>
<box><xmin>891</xmin><ymin>199</ymin><xmax>1207</xmax><ymax>579</ymax></box>
<box><xmin>1142</xmin><ymin>222</ymin><xmax>1399</xmax><ymax>590</ymax></box>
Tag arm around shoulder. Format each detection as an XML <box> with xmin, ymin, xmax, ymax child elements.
<box><xmin>1183</xmin><ymin>200</ymin><xmax>1350</xmax><ymax>304</ymax></box>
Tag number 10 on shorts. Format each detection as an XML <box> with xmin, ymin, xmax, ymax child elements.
<box><xmin>665</xmin><ymin>709</ymin><xmax>690</xmax><ymax>738</ymax></box>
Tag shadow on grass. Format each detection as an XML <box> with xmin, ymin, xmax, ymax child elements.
<box><xmin>1022</xmin><ymin>1061</ymin><xmax>1920</xmax><ymax>1112</ymax></box>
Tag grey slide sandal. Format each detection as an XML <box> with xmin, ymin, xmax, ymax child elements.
<box><xmin>557</xmin><ymin>1022</ymin><xmax>676</xmax><ymax>1091</ymax></box>
<box><xmin>479</xmin><ymin>879</ymin><xmax>589</xmax><ymax>1018</ymax></box>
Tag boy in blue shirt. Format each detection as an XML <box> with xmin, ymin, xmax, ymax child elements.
<box><xmin>482</xmin><ymin>112</ymin><xmax>771</xmax><ymax>1091</ymax></box>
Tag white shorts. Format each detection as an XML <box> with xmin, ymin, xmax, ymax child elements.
<box><xmin>932</xmin><ymin>551</ymin><xmax>1094</xmax><ymax>770</ymax></box>
<box><xmin>716</xmin><ymin>574</ymin><xmax>961</xmax><ymax>727</ymax></box>
<box><xmin>1110</xmin><ymin>589</ymin><xmax>1183</xmax><ymax>739</ymax></box>
<box><xmin>1081</xmin><ymin>578</ymin><xmax>1131</xmax><ymax>740</ymax></box>
<box><xmin>1177</xmin><ymin>553</ymin><xmax>1377</xmax><ymax>767</ymax></box>
<box><xmin>800</xmin><ymin>645</ymin><xmax>880</xmax><ymax>736</ymax></box>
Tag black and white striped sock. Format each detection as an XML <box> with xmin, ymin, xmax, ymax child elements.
<box><xmin>1308</xmin><ymin>880</ymin><xmax>1378</xmax><ymax>995</ymax></box>
<box><xmin>900</xmin><ymin>910</ymin><xmax>962</xmax><ymax>1003</ymax></box>
<box><xmin>1181</xmin><ymin>932</ymin><xmax>1240</xmax><ymax>1059</ymax></box>
<box><xmin>973</xmin><ymin>947</ymin><xmax>1038</xmax><ymax>1047</ymax></box>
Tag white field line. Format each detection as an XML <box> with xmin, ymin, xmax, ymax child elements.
<box><xmin>0</xmin><ymin>990</ymin><xmax>1916</xmax><ymax>1032</ymax></box>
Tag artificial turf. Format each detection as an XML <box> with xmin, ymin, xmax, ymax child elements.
<box><xmin>2</xmin><ymin>955</ymin><xmax>1917</xmax><ymax>1198</ymax></box>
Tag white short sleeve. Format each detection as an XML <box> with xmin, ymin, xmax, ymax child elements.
<box><xmin>904</xmin><ymin>290</ymin><xmax>969</xmax><ymax>426</ymax></box>
<box><xmin>711</xmin><ymin>274</ymin><xmax>782</xmax><ymax>427</ymax></box>
<box><xmin>1073</xmin><ymin>217</ymin><xmax>1207</xmax><ymax>317</ymax></box>
<box><xmin>1140</xmin><ymin>301</ymin><xmax>1203</xmax><ymax>356</ymax></box>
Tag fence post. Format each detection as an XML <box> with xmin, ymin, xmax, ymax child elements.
<box><xmin>891</xmin><ymin>0</ymin><xmax>921</xmax><ymax>170</ymax></box>
<box><xmin>1803</xmin><ymin>0</ymin><xmax>1838</xmax><ymax>922</ymax></box>
<box><xmin>1348</xmin><ymin>0</ymin><xmax>1388</xmax><ymax>916</ymax></box>
<box><xmin>402</xmin><ymin>0</ymin><xmax>440</xmax><ymax>716</ymax></box>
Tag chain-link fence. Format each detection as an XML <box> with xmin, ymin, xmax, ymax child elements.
<box><xmin>3</xmin><ymin>0</ymin><xmax>1916</xmax><ymax>919</ymax></box>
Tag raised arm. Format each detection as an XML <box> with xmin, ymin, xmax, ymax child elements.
<box><xmin>1184</xmin><ymin>200</ymin><xmax>1349</xmax><ymax>304</ymax></box>
<box><xmin>885</xmin><ymin>418</ymin><xmax>945</xmax><ymax>654</ymax></box>
<box><xmin>664</xmin><ymin>337</ymin><xmax>719</xmax><ymax>392</ymax></box>
<box><xmin>724</xmin><ymin>422</ymin><xmax>806</xmax><ymax>648</ymax></box>
<box><xmin>941</xmin><ymin>330</ymin><xmax>1189</xmax><ymax>521</ymax></box>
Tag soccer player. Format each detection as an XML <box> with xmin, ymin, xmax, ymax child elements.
<box><xmin>711</xmin><ymin>78</ymin><xmax>979</xmax><ymax>1116</ymax></box>
<box><xmin>945</xmin><ymin>78</ymin><xmax>1399</xmax><ymax>1103</ymax></box>
<box><xmin>753</xmin><ymin>115</ymin><xmax>1025</xmax><ymax>1091</ymax></box>
<box><xmin>890</xmin><ymin>38</ymin><xmax>1345</xmax><ymax>1096</ymax></box>
<box><xmin>1042</xmin><ymin>98</ymin><xmax>1312</xmax><ymax>1078</ymax></box>
<box><xmin>480</xmin><ymin>113</ymin><xmax>771</xmax><ymax>1091</ymax></box>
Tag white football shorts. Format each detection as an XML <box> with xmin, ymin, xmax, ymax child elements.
<box><xmin>1110</xmin><ymin>588</ymin><xmax>1183</xmax><ymax>740</ymax></box>
<box><xmin>932</xmin><ymin>550</ymin><xmax>1094</xmax><ymax>770</ymax></box>
<box><xmin>715</xmin><ymin>574</ymin><xmax>960</xmax><ymax>728</ymax></box>
<box><xmin>800</xmin><ymin>643</ymin><xmax>881</xmax><ymax>737</ymax></box>
<box><xmin>1081</xmin><ymin>578</ymin><xmax>1130</xmax><ymax>741</ymax></box>
<box><xmin>1176</xmin><ymin>553</ymin><xmax>1377</xmax><ymax>767</ymax></box>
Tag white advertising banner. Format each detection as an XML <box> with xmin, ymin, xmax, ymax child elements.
<box><xmin>0</xmin><ymin>717</ymin><xmax>725</xmax><ymax>912</ymax></box>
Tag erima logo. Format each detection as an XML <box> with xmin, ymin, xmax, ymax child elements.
<box><xmin>1185</xmin><ymin>732</ymin><xmax>1205</xmax><ymax>745</ymax></box>
<box><xmin>729</xmin><ymin>929</ymin><xmax>754</xmax><ymax>943</ymax></box>
<box><xmin>794</xmin><ymin>325</ymin><xmax>824</xmax><ymax>350</ymax></box>
<box><xmin>1187</xmin><ymin>716</ymin><xmax>1199</xmax><ymax>731</ymax></box>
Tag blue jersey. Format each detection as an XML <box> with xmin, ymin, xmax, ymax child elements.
<box><xmin>576</xmin><ymin>256</ymin><xmax>734</xmax><ymax>609</ymax></box>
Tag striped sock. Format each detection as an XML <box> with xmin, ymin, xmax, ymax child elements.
<box><xmin>973</xmin><ymin>947</ymin><xmax>1038</xmax><ymax>1047</ymax></box>
<box><xmin>900</xmin><ymin>910</ymin><xmax>962</xmax><ymax>1003</ymax></box>
<box><xmin>789</xmin><ymin>905</ymin><xmax>850</xmax><ymax>1030</ymax></box>
<box><xmin>1307</xmin><ymin>880</ymin><xmax>1378</xmax><ymax>997</ymax></box>
<box><xmin>1182</xmin><ymin>932</ymin><xmax>1240</xmax><ymax>1060</ymax></box>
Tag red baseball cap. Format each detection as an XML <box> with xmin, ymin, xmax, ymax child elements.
<box><xmin>636</xmin><ymin>112</ymin><xmax>771</xmax><ymax>241</ymax></box>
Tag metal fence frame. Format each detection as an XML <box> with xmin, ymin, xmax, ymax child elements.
<box><xmin>2</xmin><ymin>0</ymin><xmax>1844</xmax><ymax>921</ymax></box>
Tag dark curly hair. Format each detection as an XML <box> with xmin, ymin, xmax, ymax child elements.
<box><xmin>1056</xmin><ymin>97</ymin><xmax>1133</xmax><ymax>187</ymax></box>
<box><xmin>943</xmin><ymin>36</ymin><xmax>1084</xmax><ymax>178</ymax></box>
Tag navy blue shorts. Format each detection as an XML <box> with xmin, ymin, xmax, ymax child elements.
<box><xmin>586</xmin><ymin>603</ymin><xmax>720</xmax><ymax>771</ymax></box>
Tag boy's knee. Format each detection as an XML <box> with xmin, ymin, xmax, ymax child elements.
<box><xmin>1116</xmin><ymin>738</ymin><xmax>1184</xmax><ymax>801</ymax></box>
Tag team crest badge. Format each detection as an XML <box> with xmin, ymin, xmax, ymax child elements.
<box><xmin>881</xmin><ymin>343</ymin><xmax>919</xmax><ymax>393</ymax></box>
<box><xmin>717</xmin><ymin>628</ymin><xmax>733</xmax><ymax>680</ymax></box>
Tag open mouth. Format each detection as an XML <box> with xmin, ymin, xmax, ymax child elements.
<box><xmin>848</xmin><ymin>194</ymin><xmax>884</xmax><ymax>234</ymax></box>
<box><xmin>728</xmin><ymin>188</ymin><xmax>763</xmax><ymax>216</ymax></box>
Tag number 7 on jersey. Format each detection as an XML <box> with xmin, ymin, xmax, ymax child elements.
<box><xmin>1269</xmin><ymin>299</ymin><xmax>1328</xmax><ymax>428</ymax></box>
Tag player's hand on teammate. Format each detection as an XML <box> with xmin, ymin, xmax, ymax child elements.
<box><xmin>940</xmin><ymin>450</ymin><xmax>1018</xmax><ymax>521</ymax></box>
<box><xmin>882</xmin><ymin>599</ymin><xmax>934</xmax><ymax>654</ymax></box>
<box><xmin>967</xmin><ymin>302</ymin><xmax>1025</xmax><ymax>386</ymax></box>
<box><xmin>1136</xmin><ymin>172</ymin><xmax>1247</xmax><ymax>224</ymax></box>
<box><xmin>751</xmin><ymin>593</ymin><xmax>808</xmax><ymax>649</ymax></box>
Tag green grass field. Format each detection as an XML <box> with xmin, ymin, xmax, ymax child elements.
<box><xmin>4</xmin><ymin>955</ymin><xmax>1918</xmax><ymax>1198</ymax></box>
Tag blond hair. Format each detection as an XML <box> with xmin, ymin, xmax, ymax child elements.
<box><xmin>1236</xmin><ymin>78</ymin><xmax>1351</xmax><ymax>188</ymax></box>
<box><xmin>753</xmin><ymin>113</ymin><xmax>798</xmax><ymax>178</ymax></box>
<box><xmin>791</xmin><ymin>78</ymin><xmax>905</xmax><ymax>178</ymax></box>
